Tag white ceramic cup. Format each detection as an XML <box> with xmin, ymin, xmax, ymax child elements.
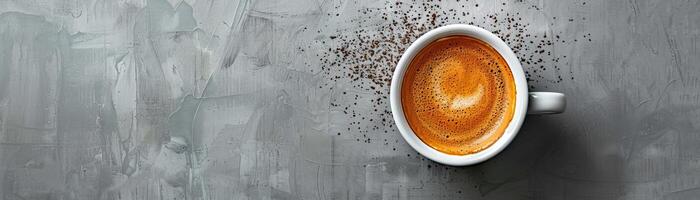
<box><xmin>390</xmin><ymin>24</ymin><xmax>566</xmax><ymax>166</ymax></box>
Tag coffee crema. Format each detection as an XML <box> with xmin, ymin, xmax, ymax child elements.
<box><xmin>401</xmin><ymin>35</ymin><xmax>517</xmax><ymax>155</ymax></box>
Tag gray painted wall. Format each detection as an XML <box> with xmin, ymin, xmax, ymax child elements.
<box><xmin>1</xmin><ymin>0</ymin><xmax>699</xmax><ymax>199</ymax></box>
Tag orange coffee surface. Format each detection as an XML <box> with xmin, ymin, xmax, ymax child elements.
<box><xmin>401</xmin><ymin>36</ymin><xmax>517</xmax><ymax>155</ymax></box>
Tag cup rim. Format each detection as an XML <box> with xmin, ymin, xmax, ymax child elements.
<box><xmin>390</xmin><ymin>24</ymin><xmax>529</xmax><ymax>166</ymax></box>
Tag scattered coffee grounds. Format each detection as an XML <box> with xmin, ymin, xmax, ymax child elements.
<box><xmin>299</xmin><ymin>0</ymin><xmax>591</xmax><ymax>149</ymax></box>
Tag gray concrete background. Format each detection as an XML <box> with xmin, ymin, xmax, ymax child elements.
<box><xmin>1</xmin><ymin>0</ymin><xmax>699</xmax><ymax>199</ymax></box>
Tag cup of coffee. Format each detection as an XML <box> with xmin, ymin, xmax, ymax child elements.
<box><xmin>390</xmin><ymin>24</ymin><xmax>565</xmax><ymax>166</ymax></box>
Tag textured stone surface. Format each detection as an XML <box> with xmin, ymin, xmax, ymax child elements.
<box><xmin>1</xmin><ymin>0</ymin><xmax>699</xmax><ymax>199</ymax></box>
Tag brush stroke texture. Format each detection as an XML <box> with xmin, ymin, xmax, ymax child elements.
<box><xmin>1</xmin><ymin>0</ymin><xmax>700</xmax><ymax>199</ymax></box>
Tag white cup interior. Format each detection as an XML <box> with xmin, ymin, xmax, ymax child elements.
<box><xmin>390</xmin><ymin>24</ymin><xmax>529</xmax><ymax>166</ymax></box>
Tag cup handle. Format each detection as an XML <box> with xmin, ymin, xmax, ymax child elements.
<box><xmin>527</xmin><ymin>92</ymin><xmax>566</xmax><ymax>115</ymax></box>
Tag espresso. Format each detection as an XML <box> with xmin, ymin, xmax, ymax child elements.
<box><xmin>401</xmin><ymin>36</ymin><xmax>516</xmax><ymax>155</ymax></box>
